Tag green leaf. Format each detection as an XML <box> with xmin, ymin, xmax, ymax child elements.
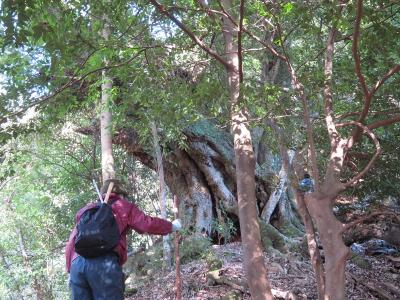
<box><xmin>283</xmin><ymin>2</ymin><xmax>294</xmax><ymax>14</ymax></box>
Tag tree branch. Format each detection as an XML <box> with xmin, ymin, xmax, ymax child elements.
<box><xmin>353</xmin><ymin>0</ymin><xmax>370</xmax><ymax>113</ymax></box>
<box><xmin>367</xmin><ymin>114</ymin><xmax>400</xmax><ymax>130</ymax></box>
<box><xmin>217</xmin><ymin>0</ymin><xmax>287</xmax><ymax>62</ymax></box>
<box><xmin>324</xmin><ymin>27</ymin><xmax>340</xmax><ymax>145</ymax></box>
<box><xmin>196</xmin><ymin>0</ymin><xmax>221</xmax><ymax>20</ymax></box>
<box><xmin>336</xmin><ymin>121</ymin><xmax>382</xmax><ymax>187</ymax></box>
<box><xmin>1</xmin><ymin>48</ymin><xmax>148</xmax><ymax>123</ymax></box>
<box><xmin>337</xmin><ymin>108</ymin><xmax>400</xmax><ymax>121</ymax></box>
<box><xmin>148</xmin><ymin>0</ymin><xmax>232</xmax><ymax>70</ymax></box>
<box><xmin>238</xmin><ymin>0</ymin><xmax>245</xmax><ymax>83</ymax></box>
<box><xmin>369</xmin><ymin>64</ymin><xmax>400</xmax><ymax>98</ymax></box>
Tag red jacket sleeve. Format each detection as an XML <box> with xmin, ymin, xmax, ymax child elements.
<box><xmin>128</xmin><ymin>202</ymin><xmax>173</xmax><ymax>235</ymax></box>
<box><xmin>65</xmin><ymin>227</ymin><xmax>77</xmax><ymax>273</ymax></box>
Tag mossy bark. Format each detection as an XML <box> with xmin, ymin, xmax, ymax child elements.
<box><xmin>114</xmin><ymin>120</ymin><xmax>301</xmax><ymax>242</ymax></box>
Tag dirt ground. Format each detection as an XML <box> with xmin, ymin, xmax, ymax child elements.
<box><xmin>126</xmin><ymin>242</ymin><xmax>400</xmax><ymax>300</ymax></box>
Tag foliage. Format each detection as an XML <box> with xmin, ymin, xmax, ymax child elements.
<box><xmin>0</xmin><ymin>0</ymin><xmax>399</xmax><ymax>296</ymax></box>
<box><xmin>180</xmin><ymin>236</ymin><xmax>212</xmax><ymax>265</ymax></box>
<box><xmin>204</xmin><ymin>251</ymin><xmax>223</xmax><ymax>272</ymax></box>
<box><xmin>212</xmin><ymin>210</ymin><xmax>237</xmax><ymax>245</ymax></box>
<box><xmin>350</xmin><ymin>253</ymin><xmax>371</xmax><ymax>269</ymax></box>
<box><xmin>0</xmin><ymin>120</ymin><xmax>164</xmax><ymax>297</ymax></box>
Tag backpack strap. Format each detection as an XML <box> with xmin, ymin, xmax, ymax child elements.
<box><xmin>104</xmin><ymin>182</ymin><xmax>114</xmax><ymax>204</ymax></box>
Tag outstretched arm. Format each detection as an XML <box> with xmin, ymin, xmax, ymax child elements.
<box><xmin>128</xmin><ymin>203</ymin><xmax>173</xmax><ymax>235</ymax></box>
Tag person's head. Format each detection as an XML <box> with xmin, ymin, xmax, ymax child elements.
<box><xmin>304</xmin><ymin>173</ymin><xmax>310</xmax><ymax>179</ymax></box>
<box><xmin>101</xmin><ymin>179</ymin><xmax>128</xmax><ymax>197</ymax></box>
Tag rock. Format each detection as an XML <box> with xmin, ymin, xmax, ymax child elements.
<box><xmin>362</xmin><ymin>239</ymin><xmax>399</xmax><ymax>256</ymax></box>
<box><xmin>206</xmin><ymin>257</ymin><xmax>223</xmax><ymax>271</ymax></box>
<box><xmin>294</xmin><ymin>277</ymin><xmax>309</xmax><ymax>286</ymax></box>
<box><xmin>124</xmin><ymin>287</ymin><xmax>138</xmax><ymax>296</ymax></box>
<box><xmin>222</xmin><ymin>290</ymin><xmax>242</xmax><ymax>300</ymax></box>
<box><xmin>269</xmin><ymin>262</ymin><xmax>285</xmax><ymax>273</ymax></box>
<box><xmin>350</xmin><ymin>243</ymin><xmax>365</xmax><ymax>254</ymax></box>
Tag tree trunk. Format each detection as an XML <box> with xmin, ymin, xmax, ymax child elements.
<box><xmin>173</xmin><ymin>195</ymin><xmax>182</xmax><ymax>300</ymax></box>
<box><xmin>260</xmin><ymin>164</ymin><xmax>287</xmax><ymax>224</ymax></box>
<box><xmin>151</xmin><ymin>122</ymin><xmax>172</xmax><ymax>268</ymax></box>
<box><xmin>294</xmin><ymin>191</ymin><xmax>325</xmax><ymax>300</ymax></box>
<box><xmin>100</xmin><ymin>13</ymin><xmax>115</xmax><ymax>182</ymax></box>
<box><xmin>305</xmin><ymin>193</ymin><xmax>349</xmax><ymax>300</ymax></box>
<box><xmin>113</xmin><ymin>119</ymin><xmax>299</xmax><ymax>241</ymax></box>
<box><xmin>17</xmin><ymin>228</ymin><xmax>51</xmax><ymax>300</ymax></box>
<box><xmin>221</xmin><ymin>0</ymin><xmax>273</xmax><ymax>298</ymax></box>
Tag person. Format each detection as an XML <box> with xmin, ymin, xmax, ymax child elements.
<box><xmin>299</xmin><ymin>173</ymin><xmax>314</xmax><ymax>193</ymax></box>
<box><xmin>65</xmin><ymin>179</ymin><xmax>182</xmax><ymax>300</ymax></box>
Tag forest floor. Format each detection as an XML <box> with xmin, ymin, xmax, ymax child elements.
<box><xmin>125</xmin><ymin>242</ymin><xmax>400</xmax><ymax>300</ymax></box>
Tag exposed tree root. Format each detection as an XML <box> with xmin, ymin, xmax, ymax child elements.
<box><xmin>348</xmin><ymin>272</ymin><xmax>400</xmax><ymax>300</ymax></box>
<box><xmin>206</xmin><ymin>269</ymin><xmax>301</xmax><ymax>299</ymax></box>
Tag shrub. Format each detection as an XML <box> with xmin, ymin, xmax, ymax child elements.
<box><xmin>180</xmin><ymin>236</ymin><xmax>212</xmax><ymax>264</ymax></box>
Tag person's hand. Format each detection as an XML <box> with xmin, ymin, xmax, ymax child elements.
<box><xmin>172</xmin><ymin>219</ymin><xmax>182</xmax><ymax>231</ymax></box>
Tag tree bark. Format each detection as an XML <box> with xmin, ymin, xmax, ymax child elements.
<box><xmin>100</xmin><ymin>13</ymin><xmax>115</xmax><ymax>181</ymax></box>
<box><xmin>151</xmin><ymin>122</ymin><xmax>171</xmax><ymax>268</ymax></box>
<box><xmin>173</xmin><ymin>195</ymin><xmax>182</xmax><ymax>300</ymax></box>
<box><xmin>294</xmin><ymin>192</ymin><xmax>325</xmax><ymax>300</ymax></box>
<box><xmin>305</xmin><ymin>193</ymin><xmax>349</xmax><ymax>300</ymax></box>
<box><xmin>221</xmin><ymin>0</ymin><xmax>273</xmax><ymax>298</ymax></box>
<box><xmin>260</xmin><ymin>164</ymin><xmax>287</xmax><ymax>224</ymax></box>
<box><xmin>112</xmin><ymin>119</ymin><xmax>300</xmax><ymax>241</ymax></box>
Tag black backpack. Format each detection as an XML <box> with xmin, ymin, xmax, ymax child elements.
<box><xmin>74</xmin><ymin>201</ymin><xmax>120</xmax><ymax>258</ymax></box>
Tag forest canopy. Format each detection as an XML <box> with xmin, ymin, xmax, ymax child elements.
<box><xmin>0</xmin><ymin>0</ymin><xmax>399</xmax><ymax>299</ymax></box>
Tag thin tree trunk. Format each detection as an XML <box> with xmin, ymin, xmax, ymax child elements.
<box><xmin>261</xmin><ymin>161</ymin><xmax>287</xmax><ymax>223</ymax></box>
<box><xmin>294</xmin><ymin>192</ymin><xmax>325</xmax><ymax>300</ymax></box>
<box><xmin>4</xmin><ymin>196</ymin><xmax>50</xmax><ymax>300</ymax></box>
<box><xmin>222</xmin><ymin>1</ymin><xmax>273</xmax><ymax>299</ymax></box>
<box><xmin>0</xmin><ymin>246</ymin><xmax>25</xmax><ymax>300</ymax></box>
<box><xmin>305</xmin><ymin>16</ymin><xmax>348</xmax><ymax>299</ymax></box>
<box><xmin>173</xmin><ymin>195</ymin><xmax>182</xmax><ymax>300</ymax></box>
<box><xmin>100</xmin><ymin>13</ymin><xmax>115</xmax><ymax>181</ymax></box>
<box><xmin>151</xmin><ymin>122</ymin><xmax>172</xmax><ymax>268</ymax></box>
<box><xmin>306</xmin><ymin>194</ymin><xmax>349</xmax><ymax>300</ymax></box>
<box><xmin>17</xmin><ymin>228</ymin><xmax>49</xmax><ymax>300</ymax></box>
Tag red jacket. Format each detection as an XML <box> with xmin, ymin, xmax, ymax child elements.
<box><xmin>65</xmin><ymin>193</ymin><xmax>172</xmax><ymax>272</ymax></box>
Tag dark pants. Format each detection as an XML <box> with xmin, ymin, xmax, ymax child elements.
<box><xmin>69</xmin><ymin>253</ymin><xmax>124</xmax><ymax>300</ymax></box>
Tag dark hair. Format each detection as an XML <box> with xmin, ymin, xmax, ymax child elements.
<box><xmin>304</xmin><ymin>173</ymin><xmax>310</xmax><ymax>179</ymax></box>
<box><xmin>101</xmin><ymin>179</ymin><xmax>128</xmax><ymax>196</ymax></box>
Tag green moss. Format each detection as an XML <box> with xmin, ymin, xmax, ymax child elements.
<box><xmin>187</xmin><ymin>120</ymin><xmax>234</xmax><ymax>162</ymax></box>
<box><xmin>278</xmin><ymin>222</ymin><xmax>304</xmax><ymax>238</ymax></box>
<box><xmin>205</xmin><ymin>252</ymin><xmax>223</xmax><ymax>271</ymax></box>
<box><xmin>288</xmin><ymin>237</ymin><xmax>310</xmax><ymax>258</ymax></box>
<box><xmin>202</xmin><ymin>250</ymin><xmax>223</xmax><ymax>271</ymax></box>
<box><xmin>124</xmin><ymin>287</ymin><xmax>138</xmax><ymax>297</ymax></box>
<box><xmin>180</xmin><ymin>236</ymin><xmax>212</xmax><ymax>264</ymax></box>
<box><xmin>259</xmin><ymin>221</ymin><xmax>287</xmax><ymax>253</ymax></box>
<box><xmin>351</xmin><ymin>253</ymin><xmax>371</xmax><ymax>269</ymax></box>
